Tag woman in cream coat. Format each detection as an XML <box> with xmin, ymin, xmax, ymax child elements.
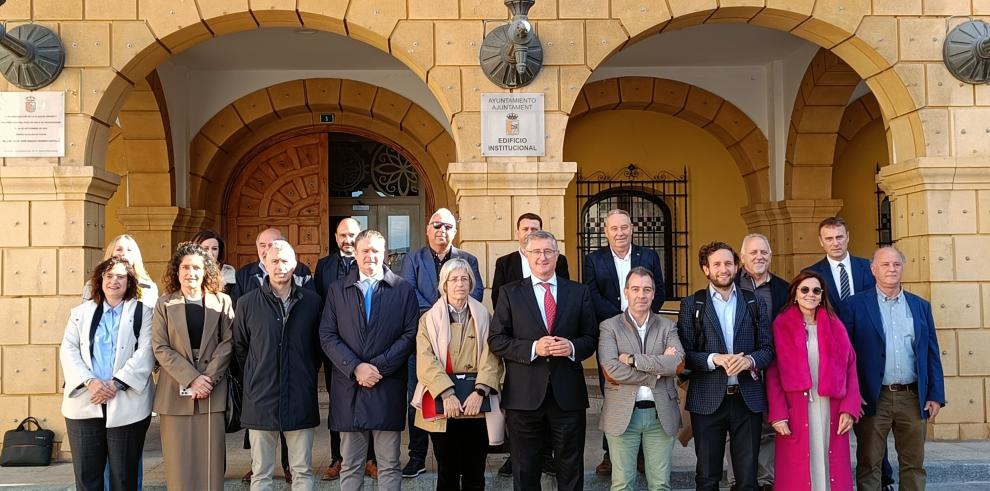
<box><xmin>412</xmin><ymin>258</ymin><xmax>504</xmax><ymax>490</ymax></box>
<box><xmin>153</xmin><ymin>242</ymin><xmax>234</xmax><ymax>491</ymax></box>
<box><xmin>61</xmin><ymin>257</ymin><xmax>155</xmax><ymax>490</ymax></box>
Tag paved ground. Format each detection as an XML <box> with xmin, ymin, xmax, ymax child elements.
<box><xmin>2</xmin><ymin>381</ymin><xmax>989</xmax><ymax>490</ymax></box>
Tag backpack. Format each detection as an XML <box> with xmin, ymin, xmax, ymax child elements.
<box><xmin>689</xmin><ymin>288</ymin><xmax>762</xmax><ymax>352</ymax></box>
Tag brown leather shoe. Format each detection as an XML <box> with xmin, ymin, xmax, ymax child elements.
<box><xmin>241</xmin><ymin>470</ymin><xmax>253</xmax><ymax>483</ymax></box>
<box><xmin>322</xmin><ymin>460</ymin><xmax>342</xmax><ymax>481</ymax></box>
<box><xmin>283</xmin><ymin>466</ymin><xmax>293</xmax><ymax>483</ymax></box>
<box><xmin>365</xmin><ymin>460</ymin><xmax>379</xmax><ymax>479</ymax></box>
<box><xmin>595</xmin><ymin>454</ymin><xmax>611</xmax><ymax>476</ymax></box>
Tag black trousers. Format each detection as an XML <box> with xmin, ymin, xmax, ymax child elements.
<box><xmin>407</xmin><ymin>353</ymin><xmax>429</xmax><ymax>462</ymax></box>
<box><xmin>324</xmin><ymin>356</ymin><xmax>375</xmax><ymax>462</ymax></box>
<box><xmin>691</xmin><ymin>393</ymin><xmax>762</xmax><ymax>491</ymax></box>
<box><xmin>506</xmin><ymin>388</ymin><xmax>586</xmax><ymax>491</ymax></box>
<box><xmin>430</xmin><ymin>418</ymin><xmax>489</xmax><ymax>490</ymax></box>
<box><xmin>65</xmin><ymin>414</ymin><xmax>151</xmax><ymax>491</ymax></box>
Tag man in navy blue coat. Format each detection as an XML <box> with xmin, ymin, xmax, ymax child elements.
<box><xmin>583</xmin><ymin>208</ymin><xmax>665</xmax><ymax>473</ymax></box>
<box><xmin>320</xmin><ymin>230</ymin><xmax>419</xmax><ymax>491</ymax></box>
<box><xmin>399</xmin><ymin>207</ymin><xmax>483</xmax><ymax>477</ymax></box>
<box><xmin>841</xmin><ymin>246</ymin><xmax>945</xmax><ymax>491</ymax></box>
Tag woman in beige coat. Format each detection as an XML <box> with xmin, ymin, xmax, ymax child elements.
<box><xmin>152</xmin><ymin>242</ymin><xmax>234</xmax><ymax>491</ymax></box>
<box><xmin>412</xmin><ymin>258</ymin><xmax>504</xmax><ymax>490</ymax></box>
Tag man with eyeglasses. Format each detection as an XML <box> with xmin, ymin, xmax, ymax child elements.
<box><xmin>840</xmin><ymin>246</ymin><xmax>945</xmax><ymax>491</ymax></box>
<box><xmin>583</xmin><ymin>208</ymin><xmax>665</xmax><ymax>474</ymax></box>
<box><xmin>489</xmin><ymin>230</ymin><xmax>598</xmax><ymax>491</ymax></box>
<box><xmin>399</xmin><ymin>208</ymin><xmax>484</xmax><ymax>478</ymax></box>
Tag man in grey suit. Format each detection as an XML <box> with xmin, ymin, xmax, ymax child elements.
<box><xmin>598</xmin><ymin>266</ymin><xmax>684</xmax><ymax>490</ymax></box>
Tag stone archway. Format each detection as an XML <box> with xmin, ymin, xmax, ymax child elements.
<box><xmin>569</xmin><ymin>77</ymin><xmax>770</xmax><ymax>205</ymax></box>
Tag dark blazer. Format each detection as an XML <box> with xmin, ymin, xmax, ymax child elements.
<box><xmin>804</xmin><ymin>255</ymin><xmax>874</xmax><ymax>308</ymax></box>
<box><xmin>234</xmin><ymin>282</ymin><xmax>323</xmax><ymax>431</ymax></box>
<box><xmin>735</xmin><ymin>270</ymin><xmax>790</xmax><ymax>321</ymax></box>
<box><xmin>491</xmin><ymin>250</ymin><xmax>570</xmax><ymax>308</ymax></box>
<box><xmin>401</xmin><ymin>245</ymin><xmax>484</xmax><ymax>311</ymax></box>
<box><xmin>231</xmin><ymin>260</ymin><xmax>315</xmax><ymax>305</ymax></box>
<box><xmin>584</xmin><ymin>245</ymin><xmax>665</xmax><ymax>323</ymax></box>
<box><xmin>315</xmin><ymin>253</ymin><xmax>354</xmax><ymax>302</ymax></box>
<box><xmin>488</xmin><ymin>277</ymin><xmax>598</xmax><ymax>412</ymax></box>
<box><xmin>676</xmin><ymin>290</ymin><xmax>774</xmax><ymax>415</ymax></box>
<box><xmin>840</xmin><ymin>289</ymin><xmax>946</xmax><ymax>418</ymax></box>
<box><xmin>319</xmin><ymin>267</ymin><xmax>419</xmax><ymax>432</ymax></box>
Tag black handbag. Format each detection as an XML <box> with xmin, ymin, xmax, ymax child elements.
<box><xmin>0</xmin><ymin>417</ymin><xmax>54</xmax><ymax>467</ymax></box>
<box><xmin>224</xmin><ymin>374</ymin><xmax>243</xmax><ymax>433</ymax></box>
<box><xmin>433</xmin><ymin>373</ymin><xmax>491</xmax><ymax>413</ymax></box>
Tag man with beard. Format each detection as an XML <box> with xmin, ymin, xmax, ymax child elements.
<box><xmin>677</xmin><ymin>242</ymin><xmax>774</xmax><ymax>491</ymax></box>
<box><xmin>315</xmin><ymin>218</ymin><xmax>378</xmax><ymax>480</ymax></box>
<box><xmin>399</xmin><ymin>208</ymin><xmax>484</xmax><ymax>477</ymax></box>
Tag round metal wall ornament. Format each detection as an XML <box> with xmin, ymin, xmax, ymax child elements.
<box><xmin>0</xmin><ymin>24</ymin><xmax>65</xmax><ymax>90</ymax></box>
<box><xmin>480</xmin><ymin>25</ymin><xmax>544</xmax><ymax>89</ymax></box>
<box><xmin>943</xmin><ymin>19</ymin><xmax>990</xmax><ymax>84</ymax></box>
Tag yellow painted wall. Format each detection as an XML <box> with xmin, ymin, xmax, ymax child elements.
<box><xmin>563</xmin><ymin>110</ymin><xmax>749</xmax><ymax>303</ymax></box>
<box><xmin>832</xmin><ymin>119</ymin><xmax>889</xmax><ymax>259</ymax></box>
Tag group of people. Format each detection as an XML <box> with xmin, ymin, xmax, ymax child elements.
<box><xmin>56</xmin><ymin>208</ymin><xmax>945</xmax><ymax>491</ymax></box>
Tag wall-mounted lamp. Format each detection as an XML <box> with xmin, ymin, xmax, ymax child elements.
<box><xmin>0</xmin><ymin>23</ymin><xmax>65</xmax><ymax>90</ymax></box>
<box><xmin>943</xmin><ymin>18</ymin><xmax>990</xmax><ymax>84</ymax></box>
<box><xmin>479</xmin><ymin>0</ymin><xmax>543</xmax><ymax>89</ymax></box>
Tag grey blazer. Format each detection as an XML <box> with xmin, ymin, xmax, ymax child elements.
<box><xmin>598</xmin><ymin>311</ymin><xmax>684</xmax><ymax>437</ymax></box>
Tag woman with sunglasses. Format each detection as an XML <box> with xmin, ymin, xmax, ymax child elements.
<box><xmin>765</xmin><ymin>270</ymin><xmax>861</xmax><ymax>491</ymax></box>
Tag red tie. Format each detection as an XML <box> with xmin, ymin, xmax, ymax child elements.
<box><xmin>540</xmin><ymin>282</ymin><xmax>556</xmax><ymax>334</ymax></box>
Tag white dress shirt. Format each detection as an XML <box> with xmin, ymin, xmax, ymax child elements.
<box><xmin>826</xmin><ymin>254</ymin><xmax>854</xmax><ymax>296</ymax></box>
<box><xmin>612</xmin><ymin>248</ymin><xmax>632</xmax><ymax>311</ymax></box>
<box><xmin>630</xmin><ymin>312</ymin><xmax>655</xmax><ymax>402</ymax></box>
<box><xmin>518</xmin><ymin>249</ymin><xmax>532</xmax><ymax>279</ymax></box>
<box><xmin>528</xmin><ymin>274</ymin><xmax>575</xmax><ymax>361</ymax></box>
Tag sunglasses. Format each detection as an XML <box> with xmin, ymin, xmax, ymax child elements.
<box><xmin>431</xmin><ymin>222</ymin><xmax>455</xmax><ymax>231</ymax></box>
<box><xmin>799</xmin><ymin>286</ymin><xmax>823</xmax><ymax>295</ymax></box>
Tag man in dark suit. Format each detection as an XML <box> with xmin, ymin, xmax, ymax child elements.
<box><xmin>841</xmin><ymin>246</ymin><xmax>945</xmax><ymax>491</ymax></box>
<box><xmin>399</xmin><ymin>208</ymin><xmax>484</xmax><ymax>477</ymax></box>
<box><xmin>489</xmin><ymin>230</ymin><xmax>598</xmax><ymax>491</ymax></box>
<box><xmin>492</xmin><ymin>212</ymin><xmax>570</xmax><ymax>308</ymax></box>
<box><xmin>314</xmin><ymin>218</ymin><xmax>377</xmax><ymax>481</ymax></box>
<box><xmin>320</xmin><ymin>229</ymin><xmax>420</xmax><ymax>491</ymax></box>
<box><xmin>803</xmin><ymin>216</ymin><xmax>896</xmax><ymax>490</ymax></box>
<box><xmin>677</xmin><ymin>241</ymin><xmax>774</xmax><ymax>491</ymax></box>
<box><xmin>803</xmin><ymin>216</ymin><xmax>874</xmax><ymax>308</ymax></box>
<box><xmin>232</xmin><ymin>227</ymin><xmax>315</xmax><ymax>304</ymax></box>
<box><xmin>729</xmin><ymin>233</ymin><xmax>789</xmax><ymax>491</ymax></box>
<box><xmin>583</xmin><ymin>208</ymin><xmax>665</xmax><ymax>473</ymax></box>
<box><xmin>491</xmin><ymin>212</ymin><xmax>570</xmax><ymax>476</ymax></box>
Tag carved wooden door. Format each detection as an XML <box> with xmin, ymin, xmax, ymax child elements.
<box><xmin>227</xmin><ymin>133</ymin><xmax>329</xmax><ymax>271</ymax></box>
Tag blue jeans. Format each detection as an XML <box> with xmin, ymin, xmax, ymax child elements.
<box><xmin>605</xmin><ymin>407</ymin><xmax>675</xmax><ymax>491</ymax></box>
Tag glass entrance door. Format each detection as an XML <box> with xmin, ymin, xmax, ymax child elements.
<box><xmin>329</xmin><ymin>200</ymin><xmax>422</xmax><ymax>271</ymax></box>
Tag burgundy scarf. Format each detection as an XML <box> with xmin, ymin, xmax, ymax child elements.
<box><xmin>771</xmin><ymin>305</ymin><xmax>852</xmax><ymax>399</ymax></box>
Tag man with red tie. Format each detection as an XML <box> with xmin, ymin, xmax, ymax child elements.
<box><xmin>488</xmin><ymin>230</ymin><xmax>599</xmax><ymax>490</ymax></box>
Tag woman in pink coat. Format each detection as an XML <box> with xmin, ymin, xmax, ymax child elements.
<box><xmin>766</xmin><ymin>271</ymin><xmax>861</xmax><ymax>491</ymax></box>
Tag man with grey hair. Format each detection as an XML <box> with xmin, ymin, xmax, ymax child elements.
<box><xmin>841</xmin><ymin>246</ymin><xmax>945</xmax><ymax>491</ymax></box>
<box><xmin>729</xmin><ymin>233</ymin><xmax>789</xmax><ymax>491</ymax></box>
<box><xmin>400</xmin><ymin>208</ymin><xmax>484</xmax><ymax>477</ymax></box>
<box><xmin>235</xmin><ymin>240</ymin><xmax>324</xmax><ymax>490</ymax></box>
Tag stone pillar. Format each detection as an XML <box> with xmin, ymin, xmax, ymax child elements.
<box><xmin>880</xmin><ymin>157</ymin><xmax>990</xmax><ymax>441</ymax></box>
<box><xmin>0</xmin><ymin>165</ymin><xmax>119</xmax><ymax>458</ymax></box>
<box><xmin>447</xmin><ymin>161</ymin><xmax>577</xmax><ymax>308</ymax></box>
<box><xmin>740</xmin><ymin>199</ymin><xmax>843</xmax><ymax>280</ymax></box>
<box><xmin>116</xmin><ymin>207</ymin><xmax>212</xmax><ymax>281</ymax></box>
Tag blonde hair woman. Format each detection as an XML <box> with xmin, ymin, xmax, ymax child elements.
<box><xmin>412</xmin><ymin>258</ymin><xmax>504</xmax><ymax>490</ymax></box>
<box><xmin>84</xmin><ymin>234</ymin><xmax>158</xmax><ymax>308</ymax></box>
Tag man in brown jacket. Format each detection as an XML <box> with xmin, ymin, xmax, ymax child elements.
<box><xmin>598</xmin><ymin>266</ymin><xmax>684</xmax><ymax>491</ymax></box>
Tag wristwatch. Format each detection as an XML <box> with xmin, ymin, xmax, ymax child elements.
<box><xmin>626</xmin><ymin>355</ymin><xmax>636</xmax><ymax>367</ymax></box>
<box><xmin>474</xmin><ymin>388</ymin><xmax>486</xmax><ymax>397</ymax></box>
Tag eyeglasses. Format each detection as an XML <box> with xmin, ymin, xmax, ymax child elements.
<box><xmin>431</xmin><ymin>222</ymin><xmax>455</xmax><ymax>231</ymax></box>
<box><xmin>102</xmin><ymin>273</ymin><xmax>128</xmax><ymax>281</ymax></box>
<box><xmin>526</xmin><ymin>249</ymin><xmax>558</xmax><ymax>258</ymax></box>
<box><xmin>799</xmin><ymin>286</ymin><xmax>823</xmax><ymax>295</ymax></box>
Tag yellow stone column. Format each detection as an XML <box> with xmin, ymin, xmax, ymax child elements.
<box><xmin>447</xmin><ymin>161</ymin><xmax>577</xmax><ymax>308</ymax></box>
<box><xmin>0</xmin><ymin>165</ymin><xmax>119</xmax><ymax>458</ymax></box>
<box><xmin>880</xmin><ymin>157</ymin><xmax>990</xmax><ymax>440</ymax></box>
<box><xmin>740</xmin><ymin>199</ymin><xmax>844</xmax><ymax>280</ymax></box>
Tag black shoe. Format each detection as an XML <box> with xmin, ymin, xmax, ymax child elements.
<box><xmin>498</xmin><ymin>458</ymin><xmax>513</xmax><ymax>477</ymax></box>
<box><xmin>882</xmin><ymin>486</ymin><xmax>895</xmax><ymax>491</ymax></box>
<box><xmin>402</xmin><ymin>460</ymin><xmax>426</xmax><ymax>478</ymax></box>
